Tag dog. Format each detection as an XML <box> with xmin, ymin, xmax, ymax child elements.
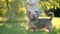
<box><xmin>27</xmin><ymin>11</ymin><xmax>54</xmax><ymax>32</ymax></box>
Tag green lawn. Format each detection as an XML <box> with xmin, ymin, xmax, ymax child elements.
<box><xmin>0</xmin><ymin>17</ymin><xmax>60</xmax><ymax>34</ymax></box>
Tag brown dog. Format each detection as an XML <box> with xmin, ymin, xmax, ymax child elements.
<box><xmin>27</xmin><ymin>11</ymin><xmax>54</xmax><ymax>32</ymax></box>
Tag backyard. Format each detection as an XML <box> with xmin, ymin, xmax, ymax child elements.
<box><xmin>0</xmin><ymin>17</ymin><xmax>60</xmax><ymax>34</ymax></box>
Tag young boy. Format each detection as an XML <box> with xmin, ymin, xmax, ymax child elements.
<box><xmin>25</xmin><ymin>0</ymin><xmax>41</xmax><ymax>18</ymax></box>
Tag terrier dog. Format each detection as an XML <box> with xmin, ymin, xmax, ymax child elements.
<box><xmin>27</xmin><ymin>11</ymin><xmax>54</xmax><ymax>32</ymax></box>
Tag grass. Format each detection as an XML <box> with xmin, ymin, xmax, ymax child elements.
<box><xmin>0</xmin><ymin>17</ymin><xmax>60</xmax><ymax>34</ymax></box>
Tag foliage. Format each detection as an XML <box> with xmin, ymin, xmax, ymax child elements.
<box><xmin>39</xmin><ymin>0</ymin><xmax>60</xmax><ymax>10</ymax></box>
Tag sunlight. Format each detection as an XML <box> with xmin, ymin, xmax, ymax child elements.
<box><xmin>51</xmin><ymin>6</ymin><xmax>54</xmax><ymax>8</ymax></box>
<box><xmin>8</xmin><ymin>0</ymin><xmax>13</xmax><ymax>2</ymax></box>
<box><xmin>1</xmin><ymin>0</ymin><xmax>5</xmax><ymax>2</ymax></box>
<box><xmin>2</xmin><ymin>9</ymin><xmax>7</xmax><ymax>15</ymax></box>
<box><xmin>19</xmin><ymin>7</ymin><xmax>26</xmax><ymax>14</ymax></box>
<box><xmin>5</xmin><ymin>23</ymin><xmax>12</xmax><ymax>28</ymax></box>
<box><xmin>0</xmin><ymin>23</ymin><xmax>4</xmax><ymax>26</ymax></box>
<box><xmin>0</xmin><ymin>17</ymin><xmax>2</xmax><ymax>21</ymax></box>
<box><xmin>52</xmin><ymin>17</ymin><xmax>60</xmax><ymax>29</ymax></box>
<box><xmin>0</xmin><ymin>17</ymin><xmax>7</xmax><ymax>21</ymax></box>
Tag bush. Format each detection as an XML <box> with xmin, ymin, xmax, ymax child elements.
<box><xmin>44</xmin><ymin>7</ymin><xmax>60</xmax><ymax>17</ymax></box>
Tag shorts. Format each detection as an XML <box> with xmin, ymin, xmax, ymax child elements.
<box><xmin>35</xmin><ymin>11</ymin><xmax>41</xmax><ymax>18</ymax></box>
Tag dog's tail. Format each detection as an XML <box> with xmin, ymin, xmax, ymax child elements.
<box><xmin>48</xmin><ymin>12</ymin><xmax>54</xmax><ymax>20</ymax></box>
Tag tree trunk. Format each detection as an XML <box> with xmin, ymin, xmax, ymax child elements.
<box><xmin>6</xmin><ymin>0</ymin><xmax>11</xmax><ymax>20</ymax></box>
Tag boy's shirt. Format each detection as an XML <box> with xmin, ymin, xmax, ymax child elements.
<box><xmin>25</xmin><ymin>0</ymin><xmax>40</xmax><ymax>11</ymax></box>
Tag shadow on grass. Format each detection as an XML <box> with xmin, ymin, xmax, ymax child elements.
<box><xmin>0</xmin><ymin>21</ymin><xmax>60</xmax><ymax>34</ymax></box>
